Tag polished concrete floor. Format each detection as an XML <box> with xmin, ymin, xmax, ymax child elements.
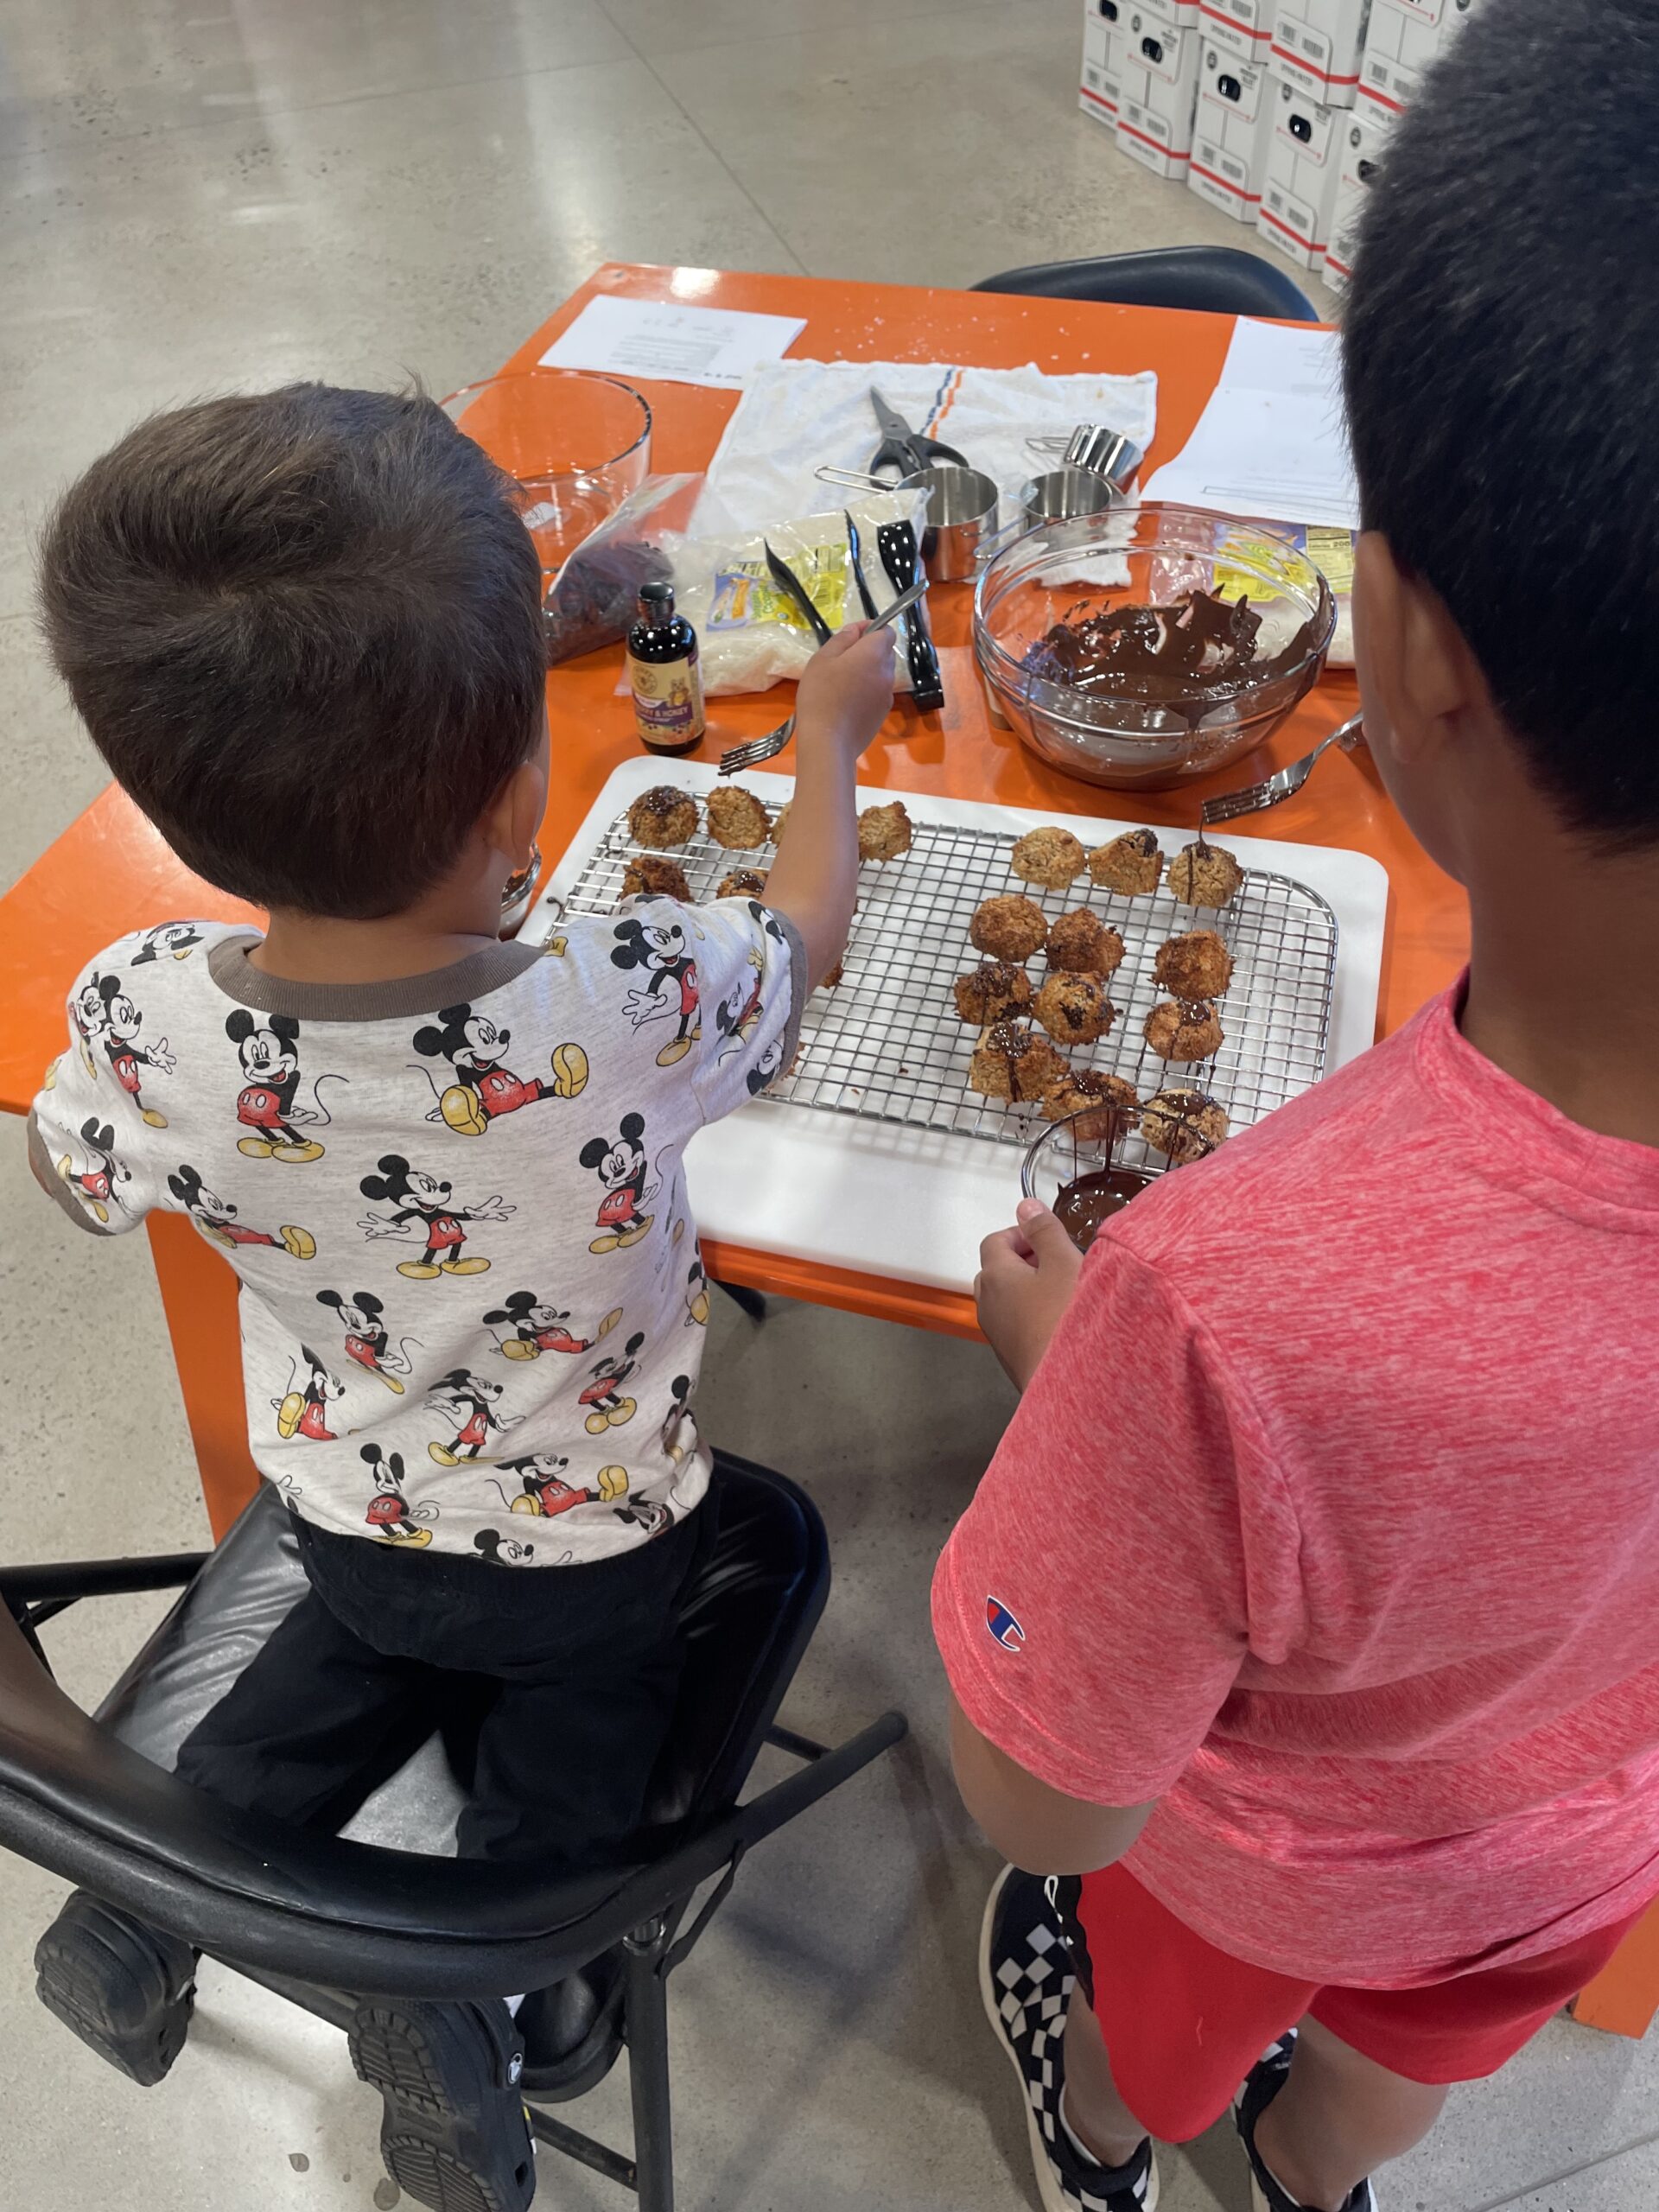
<box><xmin>1</xmin><ymin>4</ymin><xmax>1654</xmax><ymax>2209</ymax></box>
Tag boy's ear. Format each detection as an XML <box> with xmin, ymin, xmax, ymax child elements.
<box><xmin>1355</xmin><ymin>532</ymin><xmax>1484</xmax><ymax>764</ymax></box>
<box><xmin>481</xmin><ymin>740</ymin><xmax>549</xmax><ymax>876</ymax></box>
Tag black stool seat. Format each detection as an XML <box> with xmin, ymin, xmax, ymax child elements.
<box><xmin>974</xmin><ymin>244</ymin><xmax>1319</xmax><ymax>321</ymax></box>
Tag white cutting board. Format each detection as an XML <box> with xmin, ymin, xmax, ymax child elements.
<box><xmin>522</xmin><ymin>760</ymin><xmax>1389</xmax><ymax>1298</ymax></box>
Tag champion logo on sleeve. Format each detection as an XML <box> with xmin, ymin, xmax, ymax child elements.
<box><xmin>985</xmin><ymin>1597</ymin><xmax>1026</xmax><ymax>1652</ymax></box>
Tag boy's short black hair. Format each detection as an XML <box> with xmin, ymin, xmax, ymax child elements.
<box><xmin>1344</xmin><ymin>0</ymin><xmax>1659</xmax><ymax>849</ymax></box>
<box><xmin>39</xmin><ymin>384</ymin><xmax>545</xmax><ymax>918</ymax></box>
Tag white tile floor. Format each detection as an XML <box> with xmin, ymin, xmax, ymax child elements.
<box><xmin>0</xmin><ymin>5</ymin><xmax>1650</xmax><ymax>2209</ymax></box>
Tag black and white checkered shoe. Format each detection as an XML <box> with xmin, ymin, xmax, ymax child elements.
<box><xmin>979</xmin><ymin>1865</ymin><xmax>1160</xmax><ymax>2212</ymax></box>
<box><xmin>1236</xmin><ymin>2036</ymin><xmax>1377</xmax><ymax>2212</ymax></box>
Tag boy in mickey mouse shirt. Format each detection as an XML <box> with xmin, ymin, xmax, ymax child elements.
<box><xmin>26</xmin><ymin>384</ymin><xmax>893</xmax><ymax>2104</ymax></box>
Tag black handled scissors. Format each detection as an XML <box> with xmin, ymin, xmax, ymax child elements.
<box><xmin>868</xmin><ymin>385</ymin><xmax>969</xmax><ymax>479</ymax></box>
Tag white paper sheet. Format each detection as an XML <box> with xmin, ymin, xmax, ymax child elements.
<box><xmin>538</xmin><ymin>296</ymin><xmax>807</xmax><ymax>391</ymax></box>
<box><xmin>1142</xmin><ymin>319</ymin><xmax>1359</xmax><ymax>530</ymax></box>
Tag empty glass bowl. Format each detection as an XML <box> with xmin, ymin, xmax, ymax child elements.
<box><xmin>441</xmin><ymin>369</ymin><xmax>652</xmax><ymax>580</ymax></box>
<box><xmin>975</xmin><ymin>504</ymin><xmax>1335</xmax><ymax>790</ymax></box>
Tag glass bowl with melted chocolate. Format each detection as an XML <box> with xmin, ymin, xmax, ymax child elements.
<box><xmin>975</xmin><ymin>504</ymin><xmax>1335</xmax><ymax>791</ymax></box>
<box><xmin>1021</xmin><ymin>1102</ymin><xmax>1220</xmax><ymax>1253</ymax></box>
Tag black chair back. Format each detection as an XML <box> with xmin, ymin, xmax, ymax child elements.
<box><xmin>973</xmin><ymin>245</ymin><xmax>1319</xmax><ymax>322</ymax></box>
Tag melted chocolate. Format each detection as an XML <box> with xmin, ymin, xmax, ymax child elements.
<box><xmin>1053</xmin><ymin>1166</ymin><xmax>1153</xmax><ymax>1249</ymax></box>
<box><xmin>1025</xmin><ymin>588</ymin><xmax>1317</xmax><ymax>709</ymax></box>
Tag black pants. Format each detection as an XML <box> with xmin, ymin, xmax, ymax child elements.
<box><xmin>174</xmin><ymin>1505</ymin><xmax>712</xmax><ymax>1868</ymax></box>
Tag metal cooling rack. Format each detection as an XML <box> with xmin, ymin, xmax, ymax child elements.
<box><xmin>556</xmin><ymin>805</ymin><xmax>1338</xmax><ymax>1166</ymax></box>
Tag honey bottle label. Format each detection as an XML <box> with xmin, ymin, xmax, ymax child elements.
<box><xmin>628</xmin><ymin>653</ymin><xmax>706</xmax><ymax>747</ymax></box>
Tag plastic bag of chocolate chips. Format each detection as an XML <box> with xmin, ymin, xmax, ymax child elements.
<box><xmin>543</xmin><ymin>474</ymin><xmax>701</xmax><ymax>665</ymax></box>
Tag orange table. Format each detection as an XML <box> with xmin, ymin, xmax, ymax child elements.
<box><xmin>4</xmin><ymin>261</ymin><xmax>1651</xmax><ymax>2039</ymax></box>
<box><xmin>0</xmin><ymin>263</ymin><xmax>1465</xmax><ymax>1526</ymax></box>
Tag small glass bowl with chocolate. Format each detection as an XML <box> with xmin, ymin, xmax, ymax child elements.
<box><xmin>1020</xmin><ymin>1097</ymin><xmax>1221</xmax><ymax>1254</ymax></box>
<box><xmin>974</xmin><ymin>504</ymin><xmax>1334</xmax><ymax>791</ymax></box>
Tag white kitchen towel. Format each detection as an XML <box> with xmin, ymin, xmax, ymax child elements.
<box><xmin>696</xmin><ymin>359</ymin><xmax>1158</xmax><ymax>536</ymax></box>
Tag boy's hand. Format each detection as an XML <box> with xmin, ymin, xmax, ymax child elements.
<box><xmin>976</xmin><ymin>1198</ymin><xmax>1084</xmax><ymax>1392</ymax></box>
<box><xmin>794</xmin><ymin>620</ymin><xmax>898</xmax><ymax>756</ymax></box>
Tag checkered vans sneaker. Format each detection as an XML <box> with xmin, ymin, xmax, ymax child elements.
<box><xmin>978</xmin><ymin>1866</ymin><xmax>1160</xmax><ymax>2212</ymax></box>
<box><xmin>1236</xmin><ymin>2036</ymin><xmax>1377</xmax><ymax>2212</ymax></box>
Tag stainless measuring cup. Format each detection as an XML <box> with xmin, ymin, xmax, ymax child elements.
<box><xmin>816</xmin><ymin>460</ymin><xmax>1001</xmax><ymax>582</ymax></box>
<box><xmin>1025</xmin><ymin>422</ymin><xmax>1145</xmax><ymax>490</ymax></box>
<box><xmin>1018</xmin><ymin>467</ymin><xmax>1119</xmax><ymax>531</ymax></box>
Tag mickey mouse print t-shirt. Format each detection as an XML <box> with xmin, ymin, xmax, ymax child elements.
<box><xmin>29</xmin><ymin>897</ymin><xmax>804</xmax><ymax>1567</ymax></box>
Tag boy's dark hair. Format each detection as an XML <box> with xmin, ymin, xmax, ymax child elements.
<box><xmin>39</xmin><ymin>384</ymin><xmax>544</xmax><ymax>918</ymax></box>
<box><xmin>1344</xmin><ymin>0</ymin><xmax>1659</xmax><ymax>849</ymax></box>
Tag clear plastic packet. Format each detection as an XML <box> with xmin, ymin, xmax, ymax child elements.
<box><xmin>1149</xmin><ymin>512</ymin><xmax>1357</xmax><ymax>667</ymax></box>
<box><xmin>656</xmin><ymin>486</ymin><xmax>931</xmax><ymax>694</ymax></box>
<box><xmin>542</xmin><ymin>473</ymin><xmax>703</xmax><ymax>666</ymax></box>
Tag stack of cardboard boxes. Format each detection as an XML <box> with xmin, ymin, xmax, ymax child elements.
<box><xmin>1077</xmin><ymin>0</ymin><xmax>1478</xmax><ymax>292</ymax></box>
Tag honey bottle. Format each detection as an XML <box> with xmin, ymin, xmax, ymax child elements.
<box><xmin>626</xmin><ymin>580</ymin><xmax>706</xmax><ymax>757</ymax></box>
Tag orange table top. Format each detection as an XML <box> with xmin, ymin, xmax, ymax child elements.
<box><xmin>0</xmin><ymin>263</ymin><xmax>1468</xmax><ymax>1337</ymax></box>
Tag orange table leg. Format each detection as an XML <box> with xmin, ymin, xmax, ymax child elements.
<box><xmin>146</xmin><ymin>1212</ymin><xmax>261</xmax><ymax>1541</ymax></box>
<box><xmin>1570</xmin><ymin>1900</ymin><xmax>1659</xmax><ymax>2038</ymax></box>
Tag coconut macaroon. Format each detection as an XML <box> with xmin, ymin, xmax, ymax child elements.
<box><xmin>857</xmin><ymin>800</ymin><xmax>913</xmax><ymax>861</ymax></box>
<box><xmin>1009</xmin><ymin>824</ymin><xmax>1087</xmax><ymax>889</ymax></box>
<box><xmin>1166</xmin><ymin>837</ymin><xmax>1244</xmax><ymax>909</ymax></box>
<box><xmin>969</xmin><ymin>893</ymin><xmax>1049</xmax><ymax>963</ymax></box>
<box><xmin>704</xmin><ymin>785</ymin><xmax>771</xmax><ymax>850</ymax></box>
<box><xmin>626</xmin><ymin>785</ymin><xmax>699</xmax><ymax>849</ymax></box>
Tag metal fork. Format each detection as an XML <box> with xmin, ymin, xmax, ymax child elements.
<box><xmin>718</xmin><ymin>715</ymin><xmax>795</xmax><ymax>777</ymax></box>
<box><xmin>1200</xmin><ymin>714</ymin><xmax>1363</xmax><ymax>826</ymax></box>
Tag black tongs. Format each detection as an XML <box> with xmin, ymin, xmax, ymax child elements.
<box><xmin>876</xmin><ymin>518</ymin><xmax>944</xmax><ymax>713</ymax></box>
<box><xmin>762</xmin><ymin>539</ymin><xmax>833</xmax><ymax>645</ymax></box>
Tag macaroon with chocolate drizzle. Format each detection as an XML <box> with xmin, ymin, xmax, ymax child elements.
<box><xmin>1141</xmin><ymin>1087</ymin><xmax>1230</xmax><ymax>1162</ymax></box>
<box><xmin>1166</xmin><ymin>832</ymin><xmax>1244</xmax><ymax>910</ymax></box>
<box><xmin>969</xmin><ymin>1020</ymin><xmax>1066</xmax><ymax>1103</ymax></box>
<box><xmin>1089</xmin><ymin>827</ymin><xmax>1163</xmax><ymax>894</ymax></box>
<box><xmin>1144</xmin><ymin>997</ymin><xmax>1224</xmax><ymax>1063</ymax></box>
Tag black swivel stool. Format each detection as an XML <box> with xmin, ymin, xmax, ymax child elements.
<box><xmin>0</xmin><ymin>1453</ymin><xmax>905</xmax><ymax>2212</ymax></box>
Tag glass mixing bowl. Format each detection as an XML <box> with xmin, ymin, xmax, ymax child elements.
<box><xmin>974</xmin><ymin>504</ymin><xmax>1335</xmax><ymax>790</ymax></box>
<box><xmin>441</xmin><ymin>369</ymin><xmax>652</xmax><ymax>582</ymax></box>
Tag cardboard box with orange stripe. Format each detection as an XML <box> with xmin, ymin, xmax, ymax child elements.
<box><xmin>1079</xmin><ymin>0</ymin><xmax>1130</xmax><ymax>127</ymax></box>
<box><xmin>1115</xmin><ymin>8</ymin><xmax>1204</xmax><ymax>180</ymax></box>
<box><xmin>1199</xmin><ymin>0</ymin><xmax>1273</xmax><ymax>62</ymax></box>
<box><xmin>1270</xmin><ymin>0</ymin><xmax>1371</xmax><ymax>109</ymax></box>
<box><xmin>1189</xmin><ymin>44</ymin><xmax>1274</xmax><ymax>224</ymax></box>
<box><xmin>1255</xmin><ymin>71</ymin><xmax>1344</xmax><ymax>269</ymax></box>
<box><xmin>1357</xmin><ymin>0</ymin><xmax>1478</xmax><ymax>126</ymax></box>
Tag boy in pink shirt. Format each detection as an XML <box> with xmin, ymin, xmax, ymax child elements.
<box><xmin>931</xmin><ymin>6</ymin><xmax>1659</xmax><ymax>2209</ymax></box>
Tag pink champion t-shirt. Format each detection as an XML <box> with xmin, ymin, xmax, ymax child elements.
<box><xmin>934</xmin><ymin>984</ymin><xmax>1659</xmax><ymax>1987</ymax></box>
